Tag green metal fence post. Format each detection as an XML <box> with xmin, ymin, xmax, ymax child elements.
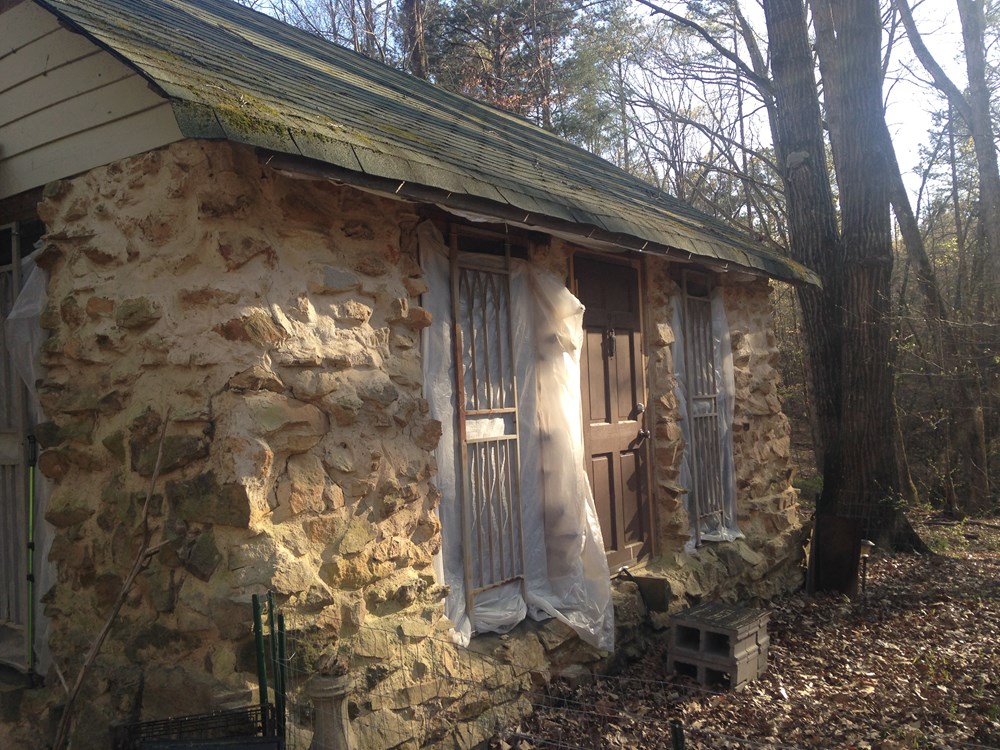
<box><xmin>26</xmin><ymin>434</ymin><xmax>37</xmax><ymax>673</ymax></box>
<box><xmin>267</xmin><ymin>592</ymin><xmax>278</xmax><ymax>672</ymax></box>
<box><xmin>266</xmin><ymin>592</ymin><xmax>279</xmax><ymax>738</ymax></box>
<box><xmin>252</xmin><ymin>594</ymin><xmax>270</xmax><ymax>735</ymax></box>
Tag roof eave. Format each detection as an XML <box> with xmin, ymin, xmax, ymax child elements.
<box><xmin>255</xmin><ymin>146</ymin><xmax>821</xmax><ymax>287</ymax></box>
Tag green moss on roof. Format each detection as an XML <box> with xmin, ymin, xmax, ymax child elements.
<box><xmin>36</xmin><ymin>0</ymin><xmax>818</xmax><ymax>285</ymax></box>
<box><xmin>213</xmin><ymin>95</ymin><xmax>287</xmax><ymax>138</ymax></box>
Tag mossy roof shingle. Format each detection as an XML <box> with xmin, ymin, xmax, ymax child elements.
<box><xmin>37</xmin><ymin>0</ymin><xmax>817</xmax><ymax>284</ymax></box>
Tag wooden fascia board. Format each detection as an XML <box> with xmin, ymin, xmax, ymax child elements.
<box><xmin>261</xmin><ymin>149</ymin><xmax>821</xmax><ymax>287</ymax></box>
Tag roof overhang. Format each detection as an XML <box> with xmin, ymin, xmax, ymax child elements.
<box><xmin>262</xmin><ymin>149</ymin><xmax>797</xmax><ymax>283</ymax></box>
<box><xmin>32</xmin><ymin>0</ymin><xmax>820</xmax><ymax>287</ymax></box>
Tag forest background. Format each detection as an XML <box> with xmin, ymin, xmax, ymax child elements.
<box><xmin>236</xmin><ymin>0</ymin><xmax>1000</xmax><ymax>541</ymax></box>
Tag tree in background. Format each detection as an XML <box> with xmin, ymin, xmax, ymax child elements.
<box><xmin>422</xmin><ymin>0</ymin><xmax>576</xmax><ymax>125</ymax></box>
<box><xmin>235</xmin><ymin>0</ymin><xmax>999</xmax><ymax>524</ymax></box>
<box><xmin>891</xmin><ymin>0</ymin><xmax>996</xmax><ymax>513</ymax></box>
<box><xmin>237</xmin><ymin>0</ymin><xmax>397</xmax><ymax>62</ymax></box>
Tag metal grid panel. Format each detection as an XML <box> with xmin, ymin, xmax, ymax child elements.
<box><xmin>466</xmin><ymin>436</ymin><xmax>523</xmax><ymax>591</ymax></box>
<box><xmin>683</xmin><ymin>277</ymin><xmax>725</xmax><ymax>546</ymax></box>
<box><xmin>0</xmin><ymin>222</ymin><xmax>27</xmax><ymax>638</ymax></box>
<box><xmin>458</xmin><ymin>266</ymin><xmax>514</xmax><ymax>413</ymax></box>
<box><xmin>112</xmin><ymin>704</ymin><xmax>278</xmax><ymax>749</ymax></box>
<box><xmin>451</xmin><ymin>235</ymin><xmax>526</xmax><ymax>632</ymax></box>
<box><xmin>0</xmin><ymin>465</ymin><xmax>25</xmax><ymax>625</ymax></box>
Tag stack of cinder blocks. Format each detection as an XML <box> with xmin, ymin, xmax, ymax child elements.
<box><xmin>667</xmin><ymin>602</ymin><xmax>770</xmax><ymax>690</ymax></box>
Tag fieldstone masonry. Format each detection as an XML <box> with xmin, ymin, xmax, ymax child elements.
<box><xmin>641</xmin><ymin>263</ymin><xmax>804</xmax><ymax>625</ymax></box>
<box><xmin>0</xmin><ymin>139</ymin><xmax>803</xmax><ymax>748</ymax></box>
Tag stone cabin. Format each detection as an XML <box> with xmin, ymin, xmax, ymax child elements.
<box><xmin>0</xmin><ymin>0</ymin><xmax>817</xmax><ymax>746</ymax></box>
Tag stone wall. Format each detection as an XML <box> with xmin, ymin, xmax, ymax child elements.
<box><xmin>644</xmin><ymin>258</ymin><xmax>690</xmax><ymax>555</ymax></box>
<box><xmin>13</xmin><ymin>139</ymin><xmax>458</xmax><ymax>747</ymax></box>
<box><xmin>0</xmin><ymin>138</ymin><xmax>802</xmax><ymax>749</ymax></box>
<box><xmin>641</xmin><ymin>258</ymin><xmax>805</xmax><ymax>617</ymax></box>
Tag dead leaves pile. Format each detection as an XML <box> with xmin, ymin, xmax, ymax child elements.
<box><xmin>502</xmin><ymin>518</ymin><xmax>1000</xmax><ymax>749</ymax></box>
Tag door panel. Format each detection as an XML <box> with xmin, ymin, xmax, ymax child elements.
<box><xmin>0</xmin><ymin>222</ymin><xmax>28</xmax><ymax>667</ymax></box>
<box><xmin>574</xmin><ymin>257</ymin><xmax>649</xmax><ymax>567</ymax></box>
<box><xmin>586</xmin><ymin>330</ymin><xmax>608</xmax><ymax>423</ymax></box>
<box><xmin>590</xmin><ymin>453</ymin><xmax>615</xmax><ymax>547</ymax></box>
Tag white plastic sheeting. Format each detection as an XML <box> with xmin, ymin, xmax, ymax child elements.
<box><xmin>673</xmin><ymin>287</ymin><xmax>742</xmax><ymax>546</ymax></box>
<box><xmin>3</xmin><ymin>258</ymin><xmax>54</xmax><ymax>672</ymax></box>
<box><xmin>5</xmin><ymin>261</ymin><xmax>47</xmax><ymax>399</ymax></box>
<box><xmin>420</xmin><ymin>222</ymin><xmax>614</xmax><ymax>652</ymax></box>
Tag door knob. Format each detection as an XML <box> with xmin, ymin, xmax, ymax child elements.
<box><xmin>637</xmin><ymin>429</ymin><xmax>651</xmax><ymax>443</ymax></box>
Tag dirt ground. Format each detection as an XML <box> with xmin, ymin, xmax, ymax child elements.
<box><xmin>504</xmin><ymin>515</ymin><xmax>1000</xmax><ymax>749</ymax></box>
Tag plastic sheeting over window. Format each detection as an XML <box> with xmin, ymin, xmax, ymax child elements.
<box><xmin>673</xmin><ymin>278</ymin><xmax>741</xmax><ymax>546</ymax></box>
<box><xmin>5</xmin><ymin>261</ymin><xmax>47</xmax><ymax>404</ymax></box>
<box><xmin>2</xmin><ymin>257</ymin><xmax>54</xmax><ymax>673</ymax></box>
<box><xmin>420</xmin><ymin>222</ymin><xmax>614</xmax><ymax>652</ymax></box>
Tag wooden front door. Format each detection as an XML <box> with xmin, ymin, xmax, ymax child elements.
<box><xmin>574</xmin><ymin>256</ymin><xmax>649</xmax><ymax>567</ymax></box>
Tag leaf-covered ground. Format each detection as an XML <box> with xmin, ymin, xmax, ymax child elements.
<box><xmin>504</xmin><ymin>516</ymin><xmax>1000</xmax><ymax>749</ymax></box>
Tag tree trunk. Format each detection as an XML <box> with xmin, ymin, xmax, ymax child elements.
<box><xmin>948</xmin><ymin>105</ymin><xmax>969</xmax><ymax>311</ymax></box>
<box><xmin>957</xmin><ymin>0</ymin><xmax>1000</xmax><ymax>314</ymax></box>
<box><xmin>401</xmin><ymin>0</ymin><xmax>428</xmax><ymax>79</ymax></box>
<box><xmin>763</xmin><ymin>0</ymin><xmax>843</xmax><ymax>486</ymax></box>
<box><xmin>812</xmin><ymin>0</ymin><xmax>909</xmax><ymax>545</ymax></box>
<box><xmin>765</xmin><ymin>0</ymin><xmax>924</xmax><ymax>550</ymax></box>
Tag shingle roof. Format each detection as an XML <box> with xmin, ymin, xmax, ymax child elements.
<box><xmin>36</xmin><ymin>0</ymin><xmax>817</xmax><ymax>284</ymax></box>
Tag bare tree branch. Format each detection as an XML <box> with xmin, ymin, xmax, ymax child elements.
<box><xmin>632</xmin><ymin>0</ymin><xmax>774</xmax><ymax>95</ymax></box>
<box><xmin>52</xmin><ymin>411</ymin><xmax>173</xmax><ymax>750</ymax></box>
<box><xmin>890</xmin><ymin>0</ymin><xmax>973</xmax><ymax>123</ymax></box>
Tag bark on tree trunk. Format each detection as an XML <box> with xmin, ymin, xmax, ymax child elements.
<box><xmin>766</xmin><ymin>0</ymin><xmax>926</xmax><ymax>551</ymax></box>
<box><xmin>763</xmin><ymin>0</ymin><xmax>843</xmax><ymax>485</ymax></box>
<box><xmin>812</xmin><ymin>0</ymin><xmax>911</xmax><ymax>546</ymax></box>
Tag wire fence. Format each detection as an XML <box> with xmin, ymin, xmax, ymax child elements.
<box><xmin>278</xmin><ymin>616</ymin><xmax>536</xmax><ymax>749</ymax></box>
<box><xmin>259</xmin><ymin>613</ymin><xmax>1000</xmax><ymax>750</ymax></box>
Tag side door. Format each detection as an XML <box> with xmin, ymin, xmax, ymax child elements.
<box><xmin>0</xmin><ymin>222</ymin><xmax>29</xmax><ymax>668</ymax></box>
<box><xmin>573</xmin><ymin>256</ymin><xmax>650</xmax><ymax>568</ymax></box>
<box><xmin>450</xmin><ymin>228</ymin><xmax>527</xmax><ymax>633</ymax></box>
<box><xmin>681</xmin><ymin>271</ymin><xmax>727</xmax><ymax>544</ymax></box>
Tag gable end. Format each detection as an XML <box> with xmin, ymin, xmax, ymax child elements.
<box><xmin>0</xmin><ymin>1</ymin><xmax>183</xmax><ymax>199</ymax></box>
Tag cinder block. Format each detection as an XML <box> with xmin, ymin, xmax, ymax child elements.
<box><xmin>667</xmin><ymin>649</ymin><xmax>763</xmax><ymax>690</ymax></box>
<box><xmin>667</xmin><ymin>602</ymin><xmax>770</xmax><ymax>690</ymax></box>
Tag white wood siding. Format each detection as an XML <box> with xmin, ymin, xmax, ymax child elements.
<box><xmin>0</xmin><ymin>1</ymin><xmax>184</xmax><ymax>200</ymax></box>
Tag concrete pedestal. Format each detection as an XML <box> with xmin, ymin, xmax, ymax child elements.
<box><xmin>307</xmin><ymin>673</ymin><xmax>356</xmax><ymax>750</ymax></box>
